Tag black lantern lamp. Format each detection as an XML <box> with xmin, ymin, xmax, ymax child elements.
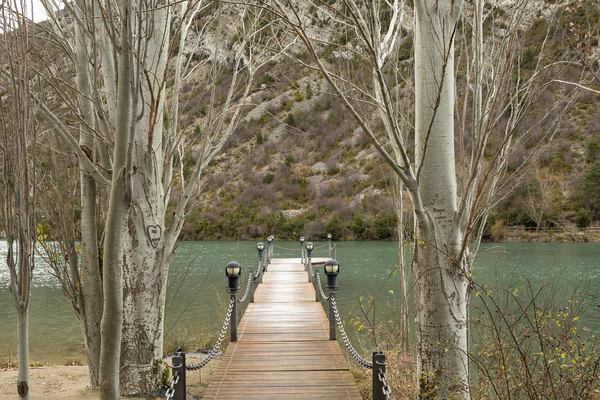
<box><xmin>327</xmin><ymin>233</ymin><xmax>332</xmax><ymax>242</ymax></box>
<box><xmin>324</xmin><ymin>259</ymin><xmax>339</xmax><ymax>288</ymax></box>
<box><xmin>225</xmin><ymin>261</ymin><xmax>242</xmax><ymax>290</ymax></box>
<box><xmin>257</xmin><ymin>242</ymin><xmax>265</xmax><ymax>258</ymax></box>
<box><xmin>306</xmin><ymin>242</ymin><xmax>314</xmax><ymax>258</ymax></box>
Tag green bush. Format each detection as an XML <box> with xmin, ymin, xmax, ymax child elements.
<box><xmin>582</xmin><ymin>161</ymin><xmax>600</xmax><ymax>217</ymax></box>
<box><xmin>324</xmin><ymin>212</ymin><xmax>342</xmax><ymax>240</ymax></box>
<box><xmin>326</xmin><ymin>110</ymin><xmax>339</xmax><ymax>125</ymax></box>
<box><xmin>284</xmin><ymin>154</ymin><xmax>295</xmax><ymax>166</ymax></box>
<box><xmin>256</xmin><ymin>131</ymin><xmax>263</xmax><ymax>145</ymax></box>
<box><xmin>348</xmin><ymin>214</ymin><xmax>369</xmax><ymax>239</ymax></box>
<box><xmin>575</xmin><ymin>208</ymin><xmax>592</xmax><ymax>229</ymax></box>
<box><xmin>263</xmin><ymin>173</ymin><xmax>274</xmax><ymax>184</ymax></box>
<box><xmin>305</xmin><ymin>83</ymin><xmax>313</xmax><ymax>99</ymax></box>
<box><xmin>586</xmin><ymin>138</ymin><xmax>600</xmax><ymax>162</ymax></box>
<box><xmin>285</xmin><ymin>112</ymin><xmax>295</xmax><ymax>127</ymax></box>
<box><xmin>374</xmin><ymin>213</ymin><xmax>397</xmax><ymax>240</ymax></box>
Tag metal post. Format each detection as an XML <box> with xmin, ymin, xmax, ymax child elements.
<box><xmin>334</xmin><ymin>244</ymin><xmax>337</xmax><ymax>260</ymax></box>
<box><xmin>174</xmin><ymin>348</ymin><xmax>186</xmax><ymax>399</ymax></box>
<box><xmin>307</xmin><ymin>258</ymin><xmax>312</xmax><ymax>283</ymax></box>
<box><xmin>329</xmin><ymin>288</ymin><xmax>336</xmax><ymax>340</ymax></box>
<box><xmin>230</xmin><ymin>291</ymin><xmax>238</xmax><ymax>342</ymax></box>
<box><xmin>258</xmin><ymin>256</ymin><xmax>263</xmax><ymax>283</ymax></box>
<box><xmin>171</xmin><ymin>354</ymin><xmax>185</xmax><ymax>400</ymax></box>
<box><xmin>373</xmin><ymin>351</ymin><xmax>386</xmax><ymax>400</ymax></box>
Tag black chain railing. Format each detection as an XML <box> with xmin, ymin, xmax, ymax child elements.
<box><xmin>330</xmin><ymin>296</ymin><xmax>373</xmax><ymax>368</ymax></box>
<box><xmin>314</xmin><ymin>270</ymin><xmax>331</xmax><ymax>301</ymax></box>
<box><xmin>378</xmin><ymin>368</ymin><xmax>393</xmax><ymax>400</ymax></box>
<box><xmin>164</xmin><ymin>371</ymin><xmax>179</xmax><ymax>400</ymax></box>
<box><xmin>237</xmin><ymin>269</ymin><xmax>254</xmax><ymax>303</ymax></box>
<box><xmin>272</xmin><ymin>244</ymin><xmax>299</xmax><ymax>251</ymax></box>
<box><xmin>186</xmin><ymin>297</ymin><xmax>234</xmax><ymax>371</ymax></box>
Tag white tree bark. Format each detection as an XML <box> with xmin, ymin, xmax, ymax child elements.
<box><xmin>412</xmin><ymin>1</ymin><xmax>470</xmax><ymax>397</ymax></box>
<box><xmin>0</xmin><ymin>3</ymin><xmax>37</xmax><ymax>398</ymax></box>
<box><xmin>98</xmin><ymin>1</ymin><xmax>135</xmax><ymax>397</ymax></box>
<box><xmin>35</xmin><ymin>0</ymin><xmax>267</xmax><ymax>394</ymax></box>
<box><xmin>74</xmin><ymin>0</ymin><xmax>103</xmax><ymax>387</ymax></box>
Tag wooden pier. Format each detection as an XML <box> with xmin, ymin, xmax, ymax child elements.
<box><xmin>203</xmin><ymin>258</ymin><xmax>362</xmax><ymax>399</ymax></box>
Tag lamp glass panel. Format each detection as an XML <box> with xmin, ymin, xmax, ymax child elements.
<box><xmin>227</xmin><ymin>266</ymin><xmax>241</xmax><ymax>275</ymax></box>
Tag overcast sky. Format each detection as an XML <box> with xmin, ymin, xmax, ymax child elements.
<box><xmin>30</xmin><ymin>0</ymin><xmax>49</xmax><ymax>22</ymax></box>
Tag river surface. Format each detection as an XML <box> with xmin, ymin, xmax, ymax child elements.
<box><xmin>0</xmin><ymin>241</ymin><xmax>599</xmax><ymax>364</ymax></box>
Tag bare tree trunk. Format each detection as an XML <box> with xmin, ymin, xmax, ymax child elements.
<box><xmin>394</xmin><ymin>176</ymin><xmax>410</xmax><ymax>352</ymax></box>
<box><xmin>0</xmin><ymin>3</ymin><xmax>37</xmax><ymax>398</ymax></box>
<box><xmin>413</xmin><ymin>1</ymin><xmax>469</xmax><ymax>397</ymax></box>
<box><xmin>74</xmin><ymin>0</ymin><xmax>103</xmax><ymax>387</ymax></box>
<box><xmin>98</xmin><ymin>2</ymin><xmax>134</xmax><ymax>397</ymax></box>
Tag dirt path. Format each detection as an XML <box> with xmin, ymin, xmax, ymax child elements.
<box><xmin>0</xmin><ymin>357</ymin><xmax>219</xmax><ymax>399</ymax></box>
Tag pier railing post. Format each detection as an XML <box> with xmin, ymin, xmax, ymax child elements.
<box><xmin>306</xmin><ymin>242</ymin><xmax>314</xmax><ymax>283</ymax></box>
<box><xmin>324</xmin><ymin>259</ymin><xmax>340</xmax><ymax>341</ymax></box>
<box><xmin>327</xmin><ymin>233</ymin><xmax>332</xmax><ymax>258</ymax></box>
<box><xmin>225</xmin><ymin>262</ymin><xmax>241</xmax><ymax>343</ymax></box>
<box><xmin>174</xmin><ymin>347</ymin><xmax>186</xmax><ymax>400</ymax></box>
<box><xmin>171</xmin><ymin>354</ymin><xmax>185</xmax><ymax>400</ymax></box>
<box><xmin>231</xmin><ymin>291</ymin><xmax>238</xmax><ymax>342</ymax></box>
<box><xmin>256</xmin><ymin>242</ymin><xmax>265</xmax><ymax>288</ymax></box>
<box><xmin>373</xmin><ymin>351</ymin><xmax>386</xmax><ymax>400</ymax></box>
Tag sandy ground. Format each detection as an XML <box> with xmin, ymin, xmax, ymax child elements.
<box><xmin>0</xmin><ymin>356</ymin><xmax>220</xmax><ymax>400</ymax></box>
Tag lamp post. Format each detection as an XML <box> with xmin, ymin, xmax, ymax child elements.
<box><xmin>327</xmin><ymin>233</ymin><xmax>332</xmax><ymax>257</ymax></box>
<box><xmin>324</xmin><ymin>259</ymin><xmax>340</xmax><ymax>340</ymax></box>
<box><xmin>268</xmin><ymin>235</ymin><xmax>274</xmax><ymax>260</ymax></box>
<box><xmin>257</xmin><ymin>242</ymin><xmax>265</xmax><ymax>286</ymax></box>
<box><xmin>225</xmin><ymin>261</ymin><xmax>241</xmax><ymax>342</ymax></box>
<box><xmin>306</xmin><ymin>242</ymin><xmax>314</xmax><ymax>283</ymax></box>
<box><xmin>300</xmin><ymin>236</ymin><xmax>305</xmax><ymax>264</ymax></box>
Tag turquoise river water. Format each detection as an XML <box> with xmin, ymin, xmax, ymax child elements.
<box><xmin>0</xmin><ymin>241</ymin><xmax>599</xmax><ymax>364</ymax></box>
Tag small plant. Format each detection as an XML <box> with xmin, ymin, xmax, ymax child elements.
<box><xmin>294</xmin><ymin>90</ymin><xmax>304</xmax><ymax>102</ymax></box>
<box><xmin>490</xmin><ymin>219</ymin><xmax>505</xmax><ymax>242</ymax></box>
<box><xmin>151</xmin><ymin>359</ymin><xmax>170</xmax><ymax>389</ymax></box>
<box><xmin>256</xmin><ymin>131</ymin><xmax>263</xmax><ymax>145</ymax></box>
<box><xmin>306</xmin><ymin>83</ymin><xmax>313</xmax><ymax>99</ymax></box>
<box><xmin>263</xmin><ymin>172</ymin><xmax>274</xmax><ymax>184</ymax></box>
<box><xmin>575</xmin><ymin>208</ymin><xmax>592</xmax><ymax>229</ymax></box>
<box><xmin>284</xmin><ymin>154</ymin><xmax>295</xmax><ymax>166</ymax></box>
<box><xmin>285</xmin><ymin>112</ymin><xmax>295</xmax><ymax>127</ymax></box>
<box><xmin>326</xmin><ymin>110</ymin><xmax>338</xmax><ymax>125</ymax></box>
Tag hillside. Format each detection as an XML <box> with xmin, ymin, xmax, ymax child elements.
<box><xmin>167</xmin><ymin>0</ymin><xmax>600</xmax><ymax>242</ymax></box>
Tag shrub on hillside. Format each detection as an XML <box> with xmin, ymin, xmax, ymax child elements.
<box><xmin>575</xmin><ymin>208</ymin><xmax>592</xmax><ymax>229</ymax></box>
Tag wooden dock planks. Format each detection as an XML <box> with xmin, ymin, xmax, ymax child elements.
<box><xmin>203</xmin><ymin>259</ymin><xmax>363</xmax><ymax>399</ymax></box>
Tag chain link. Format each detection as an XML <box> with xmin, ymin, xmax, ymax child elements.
<box><xmin>254</xmin><ymin>261</ymin><xmax>262</xmax><ymax>279</ymax></box>
<box><xmin>273</xmin><ymin>244</ymin><xmax>299</xmax><ymax>251</ymax></box>
<box><xmin>186</xmin><ymin>297</ymin><xmax>235</xmax><ymax>370</ymax></box>
<box><xmin>164</xmin><ymin>372</ymin><xmax>179</xmax><ymax>400</ymax></box>
<box><xmin>331</xmin><ymin>296</ymin><xmax>373</xmax><ymax>369</ymax></box>
<box><xmin>378</xmin><ymin>369</ymin><xmax>394</xmax><ymax>400</ymax></box>
<box><xmin>315</xmin><ymin>271</ymin><xmax>331</xmax><ymax>301</ymax></box>
<box><xmin>237</xmin><ymin>269</ymin><xmax>253</xmax><ymax>303</ymax></box>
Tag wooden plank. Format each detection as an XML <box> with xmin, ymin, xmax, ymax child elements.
<box><xmin>203</xmin><ymin>258</ymin><xmax>363</xmax><ymax>399</ymax></box>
